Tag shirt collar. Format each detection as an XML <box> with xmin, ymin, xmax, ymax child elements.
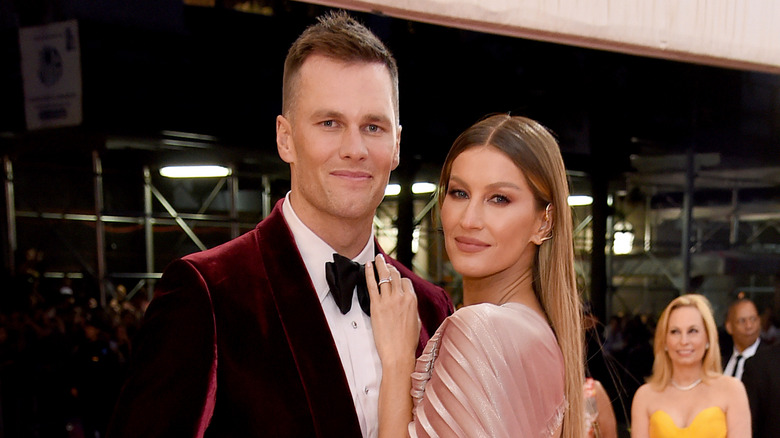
<box><xmin>281</xmin><ymin>192</ymin><xmax>375</xmax><ymax>303</ymax></box>
<box><xmin>733</xmin><ymin>337</ymin><xmax>761</xmax><ymax>357</ymax></box>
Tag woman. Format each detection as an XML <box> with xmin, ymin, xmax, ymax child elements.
<box><xmin>585</xmin><ymin>377</ymin><xmax>618</xmax><ymax>438</ymax></box>
<box><xmin>630</xmin><ymin>294</ymin><xmax>751</xmax><ymax>438</ymax></box>
<box><xmin>366</xmin><ymin>114</ymin><xmax>584</xmax><ymax>437</ymax></box>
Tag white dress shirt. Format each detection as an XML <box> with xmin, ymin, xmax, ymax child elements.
<box><xmin>282</xmin><ymin>193</ymin><xmax>381</xmax><ymax>438</ymax></box>
<box><xmin>724</xmin><ymin>338</ymin><xmax>760</xmax><ymax>380</ymax></box>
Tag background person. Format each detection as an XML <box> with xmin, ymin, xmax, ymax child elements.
<box><xmin>630</xmin><ymin>294</ymin><xmax>750</xmax><ymax>438</ymax></box>
<box><xmin>722</xmin><ymin>298</ymin><xmax>764</xmax><ymax>380</ymax></box>
<box><xmin>741</xmin><ymin>342</ymin><xmax>780</xmax><ymax>438</ymax></box>
<box><xmin>585</xmin><ymin>377</ymin><xmax>618</xmax><ymax>438</ymax></box>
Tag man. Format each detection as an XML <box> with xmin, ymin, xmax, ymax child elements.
<box><xmin>742</xmin><ymin>342</ymin><xmax>780</xmax><ymax>438</ymax></box>
<box><xmin>107</xmin><ymin>12</ymin><xmax>453</xmax><ymax>437</ymax></box>
<box><xmin>721</xmin><ymin>298</ymin><xmax>763</xmax><ymax>379</ymax></box>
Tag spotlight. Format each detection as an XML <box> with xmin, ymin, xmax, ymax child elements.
<box><xmin>159</xmin><ymin>165</ymin><xmax>231</xmax><ymax>178</ymax></box>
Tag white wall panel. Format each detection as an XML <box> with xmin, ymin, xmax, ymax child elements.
<box><xmin>308</xmin><ymin>0</ymin><xmax>780</xmax><ymax>73</ymax></box>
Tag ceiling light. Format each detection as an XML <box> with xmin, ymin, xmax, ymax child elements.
<box><xmin>613</xmin><ymin>221</ymin><xmax>635</xmax><ymax>255</ymax></box>
<box><xmin>412</xmin><ymin>182</ymin><xmax>437</xmax><ymax>194</ymax></box>
<box><xmin>567</xmin><ymin>195</ymin><xmax>593</xmax><ymax>206</ymax></box>
<box><xmin>385</xmin><ymin>182</ymin><xmax>437</xmax><ymax>196</ymax></box>
<box><xmin>160</xmin><ymin>165</ymin><xmax>232</xmax><ymax>178</ymax></box>
<box><xmin>385</xmin><ymin>184</ymin><xmax>401</xmax><ymax>196</ymax></box>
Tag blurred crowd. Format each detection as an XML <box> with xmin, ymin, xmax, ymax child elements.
<box><xmin>0</xmin><ymin>249</ymin><xmax>148</xmax><ymax>438</ymax></box>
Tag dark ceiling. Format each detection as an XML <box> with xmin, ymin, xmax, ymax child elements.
<box><xmin>1</xmin><ymin>1</ymin><xmax>779</xmax><ymax>187</ymax></box>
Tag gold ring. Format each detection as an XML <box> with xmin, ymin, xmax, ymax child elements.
<box><xmin>377</xmin><ymin>277</ymin><xmax>392</xmax><ymax>286</ymax></box>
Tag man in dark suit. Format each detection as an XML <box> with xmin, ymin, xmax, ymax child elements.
<box><xmin>742</xmin><ymin>343</ymin><xmax>780</xmax><ymax>438</ymax></box>
<box><xmin>721</xmin><ymin>298</ymin><xmax>763</xmax><ymax>379</ymax></box>
<box><xmin>107</xmin><ymin>12</ymin><xmax>453</xmax><ymax>438</ymax></box>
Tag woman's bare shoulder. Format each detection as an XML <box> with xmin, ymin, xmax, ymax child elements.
<box><xmin>709</xmin><ymin>374</ymin><xmax>747</xmax><ymax>396</ymax></box>
<box><xmin>635</xmin><ymin>381</ymin><xmax>670</xmax><ymax>406</ymax></box>
<box><xmin>632</xmin><ymin>382</ymin><xmax>658</xmax><ymax>405</ymax></box>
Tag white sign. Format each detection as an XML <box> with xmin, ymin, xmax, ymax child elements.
<box><xmin>19</xmin><ymin>20</ymin><xmax>83</xmax><ymax>130</ymax></box>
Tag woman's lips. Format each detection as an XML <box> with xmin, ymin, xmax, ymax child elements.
<box><xmin>453</xmin><ymin>236</ymin><xmax>489</xmax><ymax>253</ymax></box>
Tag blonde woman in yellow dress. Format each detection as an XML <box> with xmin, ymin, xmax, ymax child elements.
<box><xmin>630</xmin><ymin>294</ymin><xmax>750</xmax><ymax>438</ymax></box>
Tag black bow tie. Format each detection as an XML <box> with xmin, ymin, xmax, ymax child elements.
<box><xmin>325</xmin><ymin>253</ymin><xmax>376</xmax><ymax>316</ymax></box>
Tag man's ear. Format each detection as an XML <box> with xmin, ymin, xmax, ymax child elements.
<box><xmin>531</xmin><ymin>203</ymin><xmax>554</xmax><ymax>245</ymax></box>
<box><xmin>276</xmin><ymin>115</ymin><xmax>295</xmax><ymax>164</ymax></box>
<box><xmin>391</xmin><ymin>124</ymin><xmax>401</xmax><ymax>170</ymax></box>
<box><xmin>725</xmin><ymin>320</ymin><xmax>734</xmax><ymax>336</ymax></box>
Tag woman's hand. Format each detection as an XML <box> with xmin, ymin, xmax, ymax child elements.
<box><xmin>366</xmin><ymin>254</ymin><xmax>420</xmax><ymax>368</ymax></box>
<box><xmin>366</xmin><ymin>254</ymin><xmax>419</xmax><ymax>438</ymax></box>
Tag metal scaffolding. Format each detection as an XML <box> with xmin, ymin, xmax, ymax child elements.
<box><xmin>3</xmin><ymin>151</ymin><xmax>262</xmax><ymax>306</ymax></box>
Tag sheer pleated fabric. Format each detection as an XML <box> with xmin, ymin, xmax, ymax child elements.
<box><xmin>409</xmin><ymin>302</ymin><xmax>566</xmax><ymax>438</ymax></box>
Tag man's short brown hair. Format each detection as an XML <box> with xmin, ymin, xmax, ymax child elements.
<box><xmin>282</xmin><ymin>11</ymin><xmax>400</xmax><ymax>123</ymax></box>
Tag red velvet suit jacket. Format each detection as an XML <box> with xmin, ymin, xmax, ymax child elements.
<box><xmin>107</xmin><ymin>200</ymin><xmax>453</xmax><ymax>438</ymax></box>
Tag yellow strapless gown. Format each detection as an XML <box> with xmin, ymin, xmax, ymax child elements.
<box><xmin>649</xmin><ymin>406</ymin><xmax>726</xmax><ymax>438</ymax></box>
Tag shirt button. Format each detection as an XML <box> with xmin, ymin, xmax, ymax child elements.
<box><xmin>364</xmin><ymin>386</ymin><xmax>369</xmax><ymax>394</ymax></box>
<box><xmin>351</xmin><ymin>321</ymin><xmax>358</xmax><ymax>329</ymax></box>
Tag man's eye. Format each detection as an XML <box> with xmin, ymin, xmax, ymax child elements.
<box><xmin>322</xmin><ymin>120</ymin><xmax>334</xmax><ymax>127</ymax></box>
<box><xmin>366</xmin><ymin>124</ymin><xmax>382</xmax><ymax>133</ymax></box>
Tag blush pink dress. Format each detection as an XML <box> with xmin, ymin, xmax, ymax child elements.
<box><xmin>408</xmin><ymin>302</ymin><xmax>566</xmax><ymax>437</ymax></box>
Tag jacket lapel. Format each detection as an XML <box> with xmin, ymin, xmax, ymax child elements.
<box><xmin>257</xmin><ymin>202</ymin><xmax>362</xmax><ymax>437</ymax></box>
